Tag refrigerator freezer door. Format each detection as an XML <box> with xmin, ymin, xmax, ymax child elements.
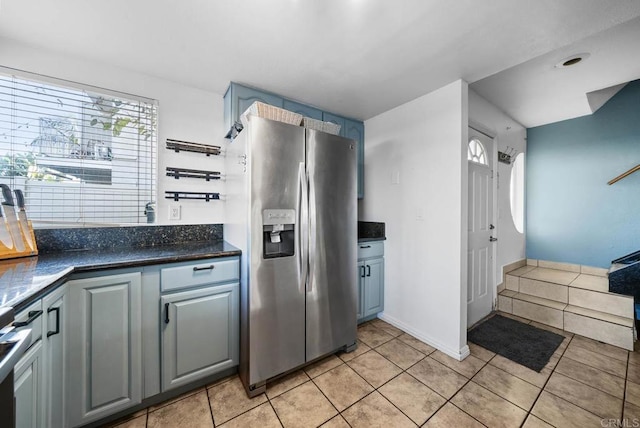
<box><xmin>306</xmin><ymin>129</ymin><xmax>358</xmax><ymax>362</ymax></box>
<box><xmin>247</xmin><ymin>117</ymin><xmax>307</xmax><ymax>385</ymax></box>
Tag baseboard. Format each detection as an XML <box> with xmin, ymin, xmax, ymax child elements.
<box><xmin>378</xmin><ymin>313</ymin><xmax>470</xmax><ymax>361</ymax></box>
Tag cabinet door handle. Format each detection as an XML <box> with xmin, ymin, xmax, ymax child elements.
<box><xmin>359</xmin><ymin>245</ymin><xmax>371</xmax><ymax>249</ymax></box>
<box><xmin>366</xmin><ymin>265</ymin><xmax>371</xmax><ymax>277</ymax></box>
<box><xmin>47</xmin><ymin>307</ymin><xmax>60</xmax><ymax>337</ymax></box>
<box><xmin>13</xmin><ymin>310</ymin><xmax>43</xmax><ymax>327</ymax></box>
<box><xmin>360</xmin><ymin>265</ymin><xmax>365</xmax><ymax>278</ymax></box>
<box><xmin>193</xmin><ymin>265</ymin><xmax>215</xmax><ymax>272</ymax></box>
<box><xmin>164</xmin><ymin>303</ymin><xmax>170</xmax><ymax>324</ymax></box>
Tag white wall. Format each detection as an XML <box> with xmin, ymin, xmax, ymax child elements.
<box><xmin>468</xmin><ymin>89</ymin><xmax>527</xmax><ymax>282</ymax></box>
<box><xmin>359</xmin><ymin>80</ymin><xmax>469</xmax><ymax>359</ymax></box>
<box><xmin>0</xmin><ymin>37</ymin><xmax>227</xmax><ymax>225</ymax></box>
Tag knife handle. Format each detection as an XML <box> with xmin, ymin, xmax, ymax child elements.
<box><xmin>14</xmin><ymin>190</ymin><xmax>25</xmax><ymax>209</ymax></box>
<box><xmin>0</xmin><ymin>184</ymin><xmax>13</xmax><ymax>206</ymax></box>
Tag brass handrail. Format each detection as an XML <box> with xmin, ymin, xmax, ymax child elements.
<box><xmin>608</xmin><ymin>164</ymin><xmax>640</xmax><ymax>185</ymax></box>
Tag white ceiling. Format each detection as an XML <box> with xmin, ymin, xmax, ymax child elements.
<box><xmin>1</xmin><ymin>0</ymin><xmax>640</xmax><ymax>124</ymax></box>
<box><xmin>471</xmin><ymin>16</ymin><xmax>640</xmax><ymax>128</ymax></box>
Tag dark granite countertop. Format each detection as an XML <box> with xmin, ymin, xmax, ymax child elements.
<box><xmin>0</xmin><ymin>240</ymin><xmax>240</xmax><ymax>312</ymax></box>
<box><xmin>358</xmin><ymin>221</ymin><xmax>386</xmax><ymax>242</ymax></box>
<box><xmin>358</xmin><ymin>237</ymin><xmax>386</xmax><ymax>243</ymax></box>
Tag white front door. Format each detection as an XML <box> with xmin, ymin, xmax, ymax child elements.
<box><xmin>467</xmin><ymin>129</ymin><xmax>495</xmax><ymax>327</ymax></box>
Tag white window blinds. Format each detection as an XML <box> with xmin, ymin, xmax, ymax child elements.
<box><xmin>0</xmin><ymin>69</ymin><xmax>157</xmax><ymax>225</ymax></box>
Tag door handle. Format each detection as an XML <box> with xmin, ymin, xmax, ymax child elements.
<box><xmin>360</xmin><ymin>265</ymin><xmax>365</xmax><ymax>278</ymax></box>
<box><xmin>489</xmin><ymin>236</ymin><xmax>498</xmax><ymax>242</ymax></box>
<box><xmin>193</xmin><ymin>265</ymin><xmax>215</xmax><ymax>271</ymax></box>
<box><xmin>13</xmin><ymin>310</ymin><xmax>43</xmax><ymax>327</ymax></box>
<box><xmin>46</xmin><ymin>307</ymin><xmax>60</xmax><ymax>337</ymax></box>
<box><xmin>366</xmin><ymin>265</ymin><xmax>371</xmax><ymax>277</ymax></box>
<box><xmin>164</xmin><ymin>303</ymin><xmax>170</xmax><ymax>324</ymax></box>
<box><xmin>298</xmin><ymin>162</ymin><xmax>309</xmax><ymax>293</ymax></box>
<box><xmin>360</xmin><ymin>245</ymin><xmax>371</xmax><ymax>249</ymax></box>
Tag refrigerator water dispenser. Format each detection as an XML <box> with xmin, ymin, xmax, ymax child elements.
<box><xmin>263</xmin><ymin>209</ymin><xmax>295</xmax><ymax>258</ymax></box>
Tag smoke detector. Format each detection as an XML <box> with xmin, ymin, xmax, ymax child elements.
<box><xmin>555</xmin><ymin>53</ymin><xmax>591</xmax><ymax>69</ymax></box>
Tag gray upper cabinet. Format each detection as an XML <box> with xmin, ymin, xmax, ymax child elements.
<box><xmin>283</xmin><ymin>99</ymin><xmax>323</xmax><ymax>120</ymax></box>
<box><xmin>224</xmin><ymin>83</ymin><xmax>284</xmax><ymax>136</ymax></box>
<box><xmin>322</xmin><ymin>112</ymin><xmax>347</xmax><ymax>137</ymax></box>
<box><xmin>344</xmin><ymin>120</ymin><xmax>365</xmax><ymax>199</ymax></box>
<box><xmin>224</xmin><ymin>82</ymin><xmax>365</xmax><ymax>199</ymax></box>
<box><xmin>66</xmin><ymin>272</ymin><xmax>142</xmax><ymax>427</ymax></box>
<box><xmin>160</xmin><ymin>282</ymin><xmax>239</xmax><ymax>391</ymax></box>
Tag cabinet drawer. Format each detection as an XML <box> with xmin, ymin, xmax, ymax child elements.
<box><xmin>161</xmin><ymin>258</ymin><xmax>239</xmax><ymax>292</ymax></box>
<box><xmin>14</xmin><ymin>299</ymin><xmax>43</xmax><ymax>349</ymax></box>
<box><xmin>357</xmin><ymin>241</ymin><xmax>384</xmax><ymax>260</ymax></box>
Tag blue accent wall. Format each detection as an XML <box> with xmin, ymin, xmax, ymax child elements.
<box><xmin>526</xmin><ymin>80</ymin><xmax>640</xmax><ymax>268</ymax></box>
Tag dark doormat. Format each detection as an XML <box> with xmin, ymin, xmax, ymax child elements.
<box><xmin>468</xmin><ymin>315</ymin><xmax>564</xmax><ymax>372</ymax></box>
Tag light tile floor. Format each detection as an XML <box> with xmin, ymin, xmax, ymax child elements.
<box><xmin>103</xmin><ymin>313</ymin><xmax>640</xmax><ymax>427</ymax></box>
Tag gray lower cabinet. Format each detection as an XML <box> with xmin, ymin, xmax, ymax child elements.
<box><xmin>42</xmin><ymin>284</ymin><xmax>67</xmax><ymax>428</ymax></box>
<box><xmin>161</xmin><ymin>282</ymin><xmax>239</xmax><ymax>391</ymax></box>
<box><xmin>66</xmin><ymin>272</ymin><xmax>142</xmax><ymax>427</ymax></box>
<box><xmin>14</xmin><ymin>256</ymin><xmax>240</xmax><ymax>427</ymax></box>
<box><xmin>14</xmin><ymin>340</ymin><xmax>44</xmax><ymax>428</ymax></box>
<box><xmin>357</xmin><ymin>241</ymin><xmax>385</xmax><ymax>322</ymax></box>
<box><xmin>362</xmin><ymin>258</ymin><xmax>384</xmax><ymax>318</ymax></box>
<box><xmin>13</xmin><ymin>299</ymin><xmax>45</xmax><ymax>428</ymax></box>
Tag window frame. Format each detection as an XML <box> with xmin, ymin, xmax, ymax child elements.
<box><xmin>468</xmin><ymin>138</ymin><xmax>488</xmax><ymax>166</ymax></box>
<box><xmin>0</xmin><ymin>66</ymin><xmax>158</xmax><ymax>227</ymax></box>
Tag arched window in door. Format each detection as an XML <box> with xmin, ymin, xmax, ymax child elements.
<box><xmin>468</xmin><ymin>138</ymin><xmax>488</xmax><ymax>165</ymax></box>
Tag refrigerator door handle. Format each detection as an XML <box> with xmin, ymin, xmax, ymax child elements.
<box><xmin>298</xmin><ymin>162</ymin><xmax>309</xmax><ymax>293</ymax></box>
<box><xmin>307</xmin><ymin>166</ymin><xmax>316</xmax><ymax>294</ymax></box>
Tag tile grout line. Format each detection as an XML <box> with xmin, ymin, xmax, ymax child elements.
<box><xmin>344</xmin><ymin>326</ymin><xmax>440</xmax><ymax>426</ymax></box>
<box><xmin>341</xmin><ymin>336</ymin><xmax>416</xmax><ymax>424</ymax></box>
<box><xmin>622</xmin><ymin>350</ymin><xmax>630</xmax><ymax>425</ymax></box>
<box><xmin>531</xmin><ymin>332</ymin><xmax>629</xmax><ymax>426</ymax></box>
<box><xmin>436</xmin><ymin>352</ymin><xmax>494</xmax><ymax>427</ymax></box>
<box><xmin>469</xmin><ymin>360</ymin><xmax>544</xmax><ymax>414</ymax></box>
<box><xmin>265</xmin><ymin>397</ymin><xmax>285</xmax><ymax>428</ymax></box>
<box><xmin>127</xmin><ymin>318</ymin><xmax>634</xmax><ymax>428</ymax></box>
<box><xmin>205</xmin><ymin>386</ymin><xmax>216</xmax><ymax>428</ymax></box>
<box><xmin>519</xmin><ymin>333</ymin><xmax>574</xmax><ymax>427</ymax></box>
<box><xmin>554</xmin><ymin>356</ymin><xmax>627</xmax><ymax>399</ymax></box>
<box><xmin>562</xmin><ymin>348</ymin><xmax>628</xmax><ymax>378</ymax></box>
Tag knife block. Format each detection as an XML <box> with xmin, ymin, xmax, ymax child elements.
<box><xmin>0</xmin><ymin>218</ymin><xmax>38</xmax><ymax>260</ymax></box>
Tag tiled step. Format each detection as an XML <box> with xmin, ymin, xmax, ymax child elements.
<box><xmin>526</xmin><ymin>259</ymin><xmax>609</xmax><ymax>277</ymax></box>
<box><xmin>519</xmin><ymin>278</ymin><xmax>567</xmax><ymax>303</ymax></box>
<box><xmin>497</xmin><ymin>289</ymin><xmax>635</xmax><ymax>351</ymax></box>
<box><xmin>499</xmin><ymin>262</ymin><xmax>636</xmax><ymax>350</ymax></box>
<box><xmin>521</xmin><ymin>267</ymin><xmax>579</xmax><ymax>286</ymax></box>
<box><xmin>564</xmin><ymin>306</ymin><xmax>634</xmax><ymax>350</ymax></box>
<box><xmin>569</xmin><ymin>274</ymin><xmax>608</xmax><ymax>292</ymax></box>
<box><xmin>499</xmin><ymin>291</ymin><xmax>566</xmax><ymax>329</ymax></box>
<box><xmin>568</xmin><ymin>287</ymin><xmax>633</xmax><ymax>319</ymax></box>
<box><xmin>498</xmin><ymin>289</ymin><xmax>634</xmax><ymax>350</ymax></box>
<box><xmin>564</xmin><ymin>305</ymin><xmax>633</xmax><ymax>328</ymax></box>
<box><xmin>506</xmin><ymin>265</ymin><xmax>634</xmax><ymax>320</ymax></box>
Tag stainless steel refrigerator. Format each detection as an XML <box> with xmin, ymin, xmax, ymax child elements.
<box><xmin>225</xmin><ymin>115</ymin><xmax>357</xmax><ymax>397</ymax></box>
